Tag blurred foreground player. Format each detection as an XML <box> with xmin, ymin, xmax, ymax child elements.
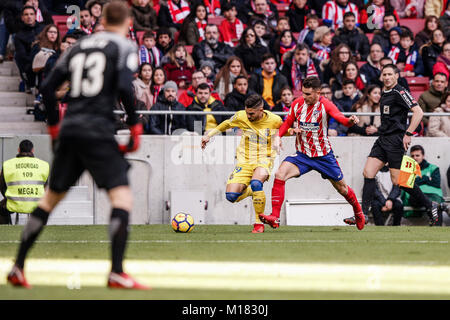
<box><xmin>259</xmin><ymin>76</ymin><xmax>366</xmax><ymax>230</ymax></box>
<box><xmin>7</xmin><ymin>1</ymin><xmax>148</xmax><ymax>290</ymax></box>
<box><xmin>343</xmin><ymin>64</ymin><xmax>440</xmax><ymax>227</ymax></box>
<box><xmin>201</xmin><ymin>94</ymin><xmax>282</xmax><ymax>233</ymax></box>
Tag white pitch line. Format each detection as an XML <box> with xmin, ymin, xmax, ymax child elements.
<box><xmin>2</xmin><ymin>258</ymin><xmax>450</xmax><ymax>295</ymax></box>
<box><xmin>0</xmin><ymin>239</ymin><xmax>449</xmax><ymax>244</ymax></box>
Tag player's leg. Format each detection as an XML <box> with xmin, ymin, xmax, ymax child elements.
<box><xmin>225</xmin><ymin>165</ymin><xmax>253</xmax><ymax>203</ymax></box>
<box><xmin>389</xmin><ymin>168</ymin><xmax>440</xmax><ymax>226</ymax></box>
<box><xmin>249</xmin><ymin>167</ymin><xmax>269</xmax><ymax>233</ymax></box>
<box><xmin>225</xmin><ymin>183</ymin><xmax>248</xmax><ymax>202</ymax></box>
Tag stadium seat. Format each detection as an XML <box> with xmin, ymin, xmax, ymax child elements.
<box><xmin>185</xmin><ymin>45</ymin><xmax>193</xmax><ymax>54</ymax></box>
<box><xmin>275</xmin><ymin>3</ymin><xmax>289</xmax><ymax>16</ymax></box>
<box><xmin>136</xmin><ymin>31</ymin><xmax>145</xmax><ymax>45</ymax></box>
<box><xmin>357</xmin><ymin>61</ymin><xmax>365</xmax><ymax>68</ymax></box>
<box><xmin>52</xmin><ymin>15</ymin><xmax>70</xmax><ymax>37</ymax></box>
<box><xmin>410</xmin><ymin>90</ymin><xmax>424</xmax><ymax>100</ymax></box>
<box><xmin>208</xmin><ymin>15</ymin><xmax>225</xmax><ymax>25</ymax></box>
<box><xmin>406</xmin><ymin>76</ymin><xmax>430</xmax><ymax>91</ymax></box>
<box><xmin>366</xmin><ymin>33</ymin><xmax>374</xmax><ymax>43</ymax></box>
<box><xmin>177</xmin><ymin>88</ymin><xmax>186</xmax><ymax>98</ymax></box>
<box><xmin>399</xmin><ymin>18</ymin><xmax>425</xmax><ymax>36</ymax></box>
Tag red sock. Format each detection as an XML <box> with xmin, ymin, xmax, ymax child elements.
<box><xmin>344</xmin><ymin>186</ymin><xmax>362</xmax><ymax>214</ymax></box>
<box><xmin>271</xmin><ymin>179</ymin><xmax>285</xmax><ymax>218</ymax></box>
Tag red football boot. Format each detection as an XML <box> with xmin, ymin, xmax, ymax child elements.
<box><xmin>107</xmin><ymin>272</ymin><xmax>151</xmax><ymax>290</ymax></box>
<box><xmin>251</xmin><ymin>223</ymin><xmax>264</xmax><ymax>233</ymax></box>
<box><xmin>7</xmin><ymin>265</ymin><xmax>31</xmax><ymax>289</ymax></box>
<box><xmin>258</xmin><ymin>214</ymin><xmax>280</xmax><ymax>229</ymax></box>
<box><xmin>355</xmin><ymin>212</ymin><xmax>366</xmax><ymax>231</ymax></box>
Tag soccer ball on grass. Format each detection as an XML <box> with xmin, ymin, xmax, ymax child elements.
<box><xmin>171</xmin><ymin>213</ymin><xmax>195</xmax><ymax>233</ymax></box>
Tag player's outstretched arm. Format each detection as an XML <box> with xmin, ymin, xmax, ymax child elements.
<box><xmin>201</xmin><ymin>116</ymin><xmax>237</xmax><ymax>149</ymax></box>
<box><xmin>324</xmin><ymin>99</ymin><xmax>357</xmax><ymax>127</ymax></box>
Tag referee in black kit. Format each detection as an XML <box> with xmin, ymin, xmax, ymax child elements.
<box><xmin>7</xmin><ymin>1</ymin><xmax>149</xmax><ymax>289</ymax></box>
<box><xmin>344</xmin><ymin>64</ymin><xmax>440</xmax><ymax>226</ymax></box>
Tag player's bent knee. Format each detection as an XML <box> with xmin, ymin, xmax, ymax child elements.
<box><xmin>250</xmin><ymin>179</ymin><xmax>263</xmax><ymax>192</ymax></box>
<box><xmin>226</xmin><ymin>192</ymin><xmax>242</xmax><ymax>203</ymax></box>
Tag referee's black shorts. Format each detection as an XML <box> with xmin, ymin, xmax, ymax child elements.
<box><xmin>49</xmin><ymin>136</ymin><xmax>130</xmax><ymax>193</ymax></box>
<box><xmin>368</xmin><ymin>134</ymin><xmax>405</xmax><ymax>169</ymax></box>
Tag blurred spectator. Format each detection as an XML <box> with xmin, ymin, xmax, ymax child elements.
<box><xmin>179</xmin><ymin>70</ymin><xmax>222</xmax><ymax>107</ymax></box>
<box><xmin>272</xmin><ymin>30</ymin><xmax>296</xmax><ymax>66</ymax></box>
<box><xmin>246</xmin><ymin>0</ymin><xmax>279</xmax><ymax>35</ymax></box>
<box><xmin>421</xmin><ymin>29</ymin><xmax>446</xmax><ymax>78</ymax></box>
<box><xmin>360</xmin><ymin>43</ymin><xmax>384</xmax><ymax>86</ymax></box>
<box><xmin>249</xmin><ymin>53</ymin><xmax>288</xmax><ymax>108</ymax></box>
<box><xmin>138</xmin><ymin>31</ymin><xmax>163</xmax><ymax>68</ymax></box>
<box><xmin>427</xmin><ymin>91</ymin><xmax>450</xmax><ymax>137</ymax></box>
<box><xmin>320</xmin><ymin>83</ymin><xmax>333</xmax><ymax>100</ymax></box>
<box><xmin>200</xmin><ymin>60</ymin><xmax>216</xmax><ymax>85</ymax></box>
<box><xmin>186</xmin><ymin>82</ymin><xmax>227</xmax><ymax>134</ymax></box>
<box><xmin>332</xmin><ymin>11</ymin><xmax>369</xmax><ymax>61</ymax></box>
<box><xmin>218</xmin><ymin>3</ymin><xmax>245</xmax><ymax>48</ymax></box>
<box><xmin>157</xmin><ymin>0</ymin><xmax>190</xmax><ymax>34</ymax></box>
<box><xmin>178</xmin><ymin>3</ymin><xmax>208</xmax><ymax>45</ymax></box>
<box><xmin>297</xmin><ymin>13</ymin><xmax>319</xmax><ymax>49</ymax></box>
<box><xmin>253</xmin><ymin>19</ymin><xmax>270</xmax><ymax>47</ymax></box>
<box><xmin>322</xmin><ymin>0</ymin><xmax>359</xmax><ymax>31</ymax></box>
<box><xmin>214</xmin><ymin>56</ymin><xmax>248</xmax><ymax>100</ymax></box>
<box><xmin>133</xmin><ymin>63</ymin><xmax>154</xmax><ymax>132</ymax></box>
<box><xmin>197</xmin><ymin>0</ymin><xmax>221</xmax><ymax>16</ymax></box>
<box><xmin>24</xmin><ymin>0</ymin><xmax>52</xmax><ymax>26</ymax></box>
<box><xmin>192</xmin><ymin>24</ymin><xmax>234</xmax><ymax>74</ymax></box>
<box><xmin>333</xmin><ymin>79</ymin><xmax>360</xmax><ymax>113</ymax></box>
<box><xmin>162</xmin><ymin>44</ymin><xmax>195</xmax><ymax>89</ymax></box>
<box><xmin>224</xmin><ymin>75</ymin><xmax>266</xmax><ymax>111</ymax></box>
<box><xmin>371</xmin><ymin>165</ymin><xmax>404</xmax><ymax>226</ymax></box>
<box><xmin>268</xmin><ymin>16</ymin><xmax>291</xmax><ymax>50</ymax></box>
<box><xmin>271</xmin><ymin>86</ymin><xmax>293</xmax><ymax>117</ymax></box>
<box><xmin>310</xmin><ymin>26</ymin><xmax>333</xmax><ymax>66</ymax></box>
<box><xmin>150</xmin><ymin>66</ymin><xmax>167</xmax><ymax>105</ymax></box>
<box><xmin>31</xmin><ymin>24</ymin><xmax>60</xmax><ymax>88</ymax></box>
<box><xmin>0</xmin><ymin>5</ymin><xmax>9</xmax><ymax>63</ymax></box>
<box><xmin>397</xmin><ymin>28</ymin><xmax>424</xmax><ymax>77</ymax></box>
<box><xmin>14</xmin><ymin>6</ymin><xmax>44</xmax><ymax>93</ymax></box>
<box><xmin>432</xmin><ymin>42</ymin><xmax>450</xmax><ymax>79</ymax></box>
<box><xmin>424</xmin><ymin>0</ymin><xmax>446</xmax><ymax>18</ymax></box>
<box><xmin>286</xmin><ymin>0</ymin><xmax>313</xmax><ymax>33</ymax></box>
<box><xmin>156</xmin><ymin>27</ymin><xmax>174</xmax><ymax>55</ymax></box>
<box><xmin>372</xmin><ymin>11</ymin><xmax>399</xmax><ymax>51</ymax></box>
<box><xmin>85</xmin><ymin>0</ymin><xmax>103</xmax><ymax>28</ymax></box>
<box><xmin>347</xmin><ymin>84</ymin><xmax>381</xmax><ymax>136</ymax></box>
<box><xmin>40</xmin><ymin>0</ymin><xmax>85</xmax><ymax>15</ymax></box>
<box><xmin>131</xmin><ymin>0</ymin><xmax>158</xmax><ymax>32</ymax></box>
<box><xmin>332</xmin><ymin>61</ymin><xmax>365</xmax><ymax>98</ymax></box>
<box><xmin>391</xmin><ymin>0</ymin><xmax>424</xmax><ymax>18</ymax></box>
<box><xmin>440</xmin><ymin>2</ymin><xmax>450</xmax><ymax>41</ymax></box>
<box><xmin>322</xmin><ymin>43</ymin><xmax>354</xmax><ymax>86</ymax></box>
<box><xmin>3</xmin><ymin>0</ymin><xmax>24</xmax><ymax>35</ymax></box>
<box><xmin>401</xmin><ymin>145</ymin><xmax>444</xmax><ymax>225</ymax></box>
<box><xmin>418</xmin><ymin>72</ymin><xmax>448</xmax><ymax>127</ymax></box>
<box><xmin>149</xmin><ymin>81</ymin><xmax>187</xmax><ymax>135</ymax></box>
<box><xmin>415</xmin><ymin>15</ymin><xmax>440</xmax><ymax>50</ymax></box>
<box><xmin>281</xmin><ymin>43</ymin><xmax>321</xmax><ymax>90</ymax></box>
<box><xmin>360</xmin><ymin>0</ymin><xmax>399</xmax><ymax>33</ymax></box>
<box><xmin>234</xmin><ymin>27</ymin><xmax>269</xmax><ymax>73</ymax></box>
<box><xmin>386</xmin><ymin>27</ymin><xmax>402</xmax><ymax>59</ymax></box>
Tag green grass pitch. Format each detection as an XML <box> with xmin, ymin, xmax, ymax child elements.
<box><xmin>1</xmin><ymin>224</ymin><xmax>450</xmax><ymax>300</ymax></box>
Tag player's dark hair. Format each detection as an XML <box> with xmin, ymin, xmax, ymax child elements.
<box><xmin>245</xmin><ymin>94</ymin><xmax>264</xmax><ymax>109</ymax></box>
<box><xmin>381</xmin><ymin>63</ymin><xmax>400</xmax><ymax>74</ymax></box>
<box><xmin>103</xmin><ymin>1</ymin><xmax>130</xmax><ymax>26</ymax></box>
<box><xmin>343</xmin><ymin>11</ymin><xmax>355</xmax><ymax>19</ymax></box>
<box><xmin>343</xmin><ymin>79</ymin><xmax>356</xmax><ymax>87</ymax></box>
<box><xmin>19</xmin><ymin>139</ymin><xmax>33</xmax><ymax>153</ymax></box>
<box><xmin>433</xmin><ymin>72</ymin><xmax>448</xmax><ymax>81</ymax></box>
<box><xmin>411</xmin><ymin>145</ymin><xmax>425</xmax><ymax>155</ymax></box>
<box><xmin>302</xmin><ymin>76</ymin><xmax>321</xmax><ymax>90</ymax></box>
<box><xmin>197</xmin><ymin>82</ymin><xmax>211</xmax><ymax>92</ymax></box>
<box><xmin>233</xmin><ymin>74</ymin><xmax>248</xmax><ymax>85</ymax></box>
<box><xmin>22</xmin><ymin>5</ymin><xmax>36</xmax><ymax>15</ymax></box>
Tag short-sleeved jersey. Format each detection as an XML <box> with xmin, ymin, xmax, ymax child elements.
<box><xmin>379</xmin><ymin>84</ymin><xmax>419</xmax><ymax>136</ymax></box>
<box><xmin>278</xmin><ymin>96</ymin><xmax>351</xmax><ymax>158</ymax></box>
<box><xmin>208</xmin><ymin>110</ymin><xmax>282</xmax><ymax>163</ymax></box>
<box><xmin>41</xmin><ymin>31</ymin><xmax>139</xmax><ymax>140</ymax></box>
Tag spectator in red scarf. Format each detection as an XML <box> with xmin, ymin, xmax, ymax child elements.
<box><xmin>218</xmin><ymin>3</ymin><xmax>246</xmax><ymax>47</ymax></box>
<box><xmin>157</xmin><ymin>0</ymin><xmax>191</xmax><ymax>34</ymax></box>
<box><xmin>151</xmin><ymin>67</ymin><xmax>167</xmax><ymax>105</ymax></box>
<box><xmin>311</xmin><ymin>26</ymin><xmax>334</xmax><ymax>68</ymax></box>
<box><xmin>179</xmin><ymin>4</ymin><xmax>208</xmax><ymax>45</ymax></box>
<box><xmin>179</xmin><ymin>70</ymin><xmax>223</xmax><ymax>107</ymax></box>
<box><xmin>360</xmin><ymin>0</ymin><xmax>399</xmax><ymax>33</ymax></box>
<box><xmin>163</xmin><ymin>44</ymin><xmax>196</xmax><ymax>89</ymax></box>
<box><xmin>138</xmin><ymin>31</ymin><xmax>163</xmax><ymax>68</ymax></box>
<box><xmin>272</xmin><ymin>30</ymin><xmax>297</xmax><ymax>66</ymax></box>
<box><xmin>433</xmin><ymin>42</ymin><xmax>450</xmax><ymax>79</ymax></box>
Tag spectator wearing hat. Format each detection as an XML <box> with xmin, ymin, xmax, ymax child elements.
<box><xmin>310</xmin><ymin>26</ymin><xmax>333</xmax><ymax>66</ymax></box>
<box><xmin>148</xmin><ymin>80</ymin><xmax>187</xmax><ymax>135</ymax></box>
<box><xmin>200</xmin><ymin>60</ymin><xmax>216</xmax><ymax>86</ymax></box>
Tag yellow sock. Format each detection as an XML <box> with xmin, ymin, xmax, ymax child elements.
<box><xmin>236</xmin><ymin>186</ymin><xmax>253</xmax><ymax>202</ymax></box>
<box><xmin>252</xmin><ymin>191</ymin><xmax>266</xmax><ymax>224</ymax></box>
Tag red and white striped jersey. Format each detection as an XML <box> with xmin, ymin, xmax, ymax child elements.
<box><xmin>278</xmin><ymin>96</ymin><xmax>352</xmax><ymax>158</ymax></box>
<box><xmin>322</xmin><ymin>0</ymin><xmax>359</xmax><ymax>31</ymax></box>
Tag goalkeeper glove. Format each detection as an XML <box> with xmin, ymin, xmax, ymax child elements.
<box><xmin>118</xmin><ymin>122</ymin><xmax>143</xmax><ymax>154</ymax></box>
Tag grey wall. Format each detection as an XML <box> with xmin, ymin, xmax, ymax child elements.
<box><xmin>1</xmin><ymin>135</ymin><xmax>449</xmax><ymax>225</ymax></box>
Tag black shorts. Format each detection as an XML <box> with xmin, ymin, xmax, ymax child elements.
<box><xmin>368</xmin><ymin>135</ymin><xmax>405</xmax><ymax>169</ymax></box>
<box><xmin>49</xmin><ymin>137</ymin><xmax>130</xmax><ymax>193</ymax></box>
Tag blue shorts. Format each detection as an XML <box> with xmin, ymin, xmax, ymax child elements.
<box><xmin>283</xmin><ymin>151</ymin><xmax>344</xmax><ymax>181</ymax></box>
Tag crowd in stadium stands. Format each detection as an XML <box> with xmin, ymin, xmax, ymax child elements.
<box><xmin>0</xmin><ymin>0</ymin><xmax>450</xmax><ymax>137</ymax></box>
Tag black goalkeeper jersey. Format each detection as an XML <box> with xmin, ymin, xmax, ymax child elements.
<box><xmin>378</xmin><ymin>83</ymin><xmax>419</xmax><ymax>136</ymax></box>
<box><xmin>40</xmin><ymin>31</ymin><xmax>139</xmax><ymax>140</ymax></box>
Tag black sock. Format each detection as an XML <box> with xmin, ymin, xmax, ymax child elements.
<box><xmin>401</xmin><ymin>184</ymin><xmax>432</xmax><ymax>212</ymax></box>
<box><xmin>15</xmin><ymin>207</ymin><xmax>49</xmax><ymax>269</ymax></box>
<box><xmin>361</xmin><ymin>178</ymin><xmax>376</xmax><ymax>216</ymax></box>
<box><xmin>109</xmin><ymin>208</ymin><xmax>129</xmax><ymax>274</ymax></box>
